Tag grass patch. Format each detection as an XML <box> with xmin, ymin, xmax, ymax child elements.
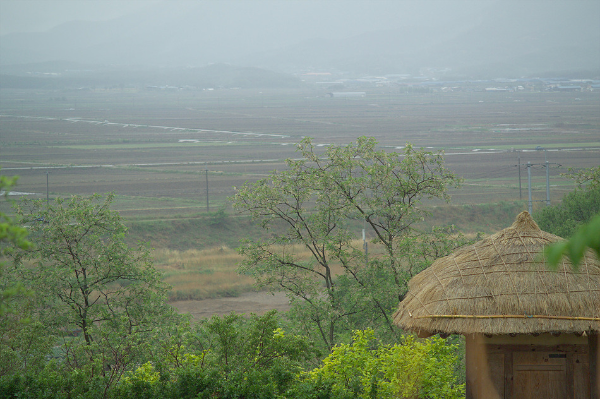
<box><xmin>153</xmin><ymin>247</ymin><xmax>256</xmax><ymax>301</ymax></box>
<box><xmin>153</xmin><ymin>241</ymin><xmax>363</xmax><ymax>302</ymax></box>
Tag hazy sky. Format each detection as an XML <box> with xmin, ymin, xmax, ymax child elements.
<box><xmin>1</xmin><ymin>0</ymin><xmax>597</xmax><ymax>74</ymax></box>
<box><xmin>0</xmin><ymin>0</ymin><xmax>159</xmax><ymax>35</ymax></box>
<box><xmin>0</xmin><ymin>0</ymin><xmax>496</xmax><ymax>36</ymax></box>
<box><xmin>2</xmin><ymin>0</ymin><xmax>598</xmax><ymax>38</ymax></box>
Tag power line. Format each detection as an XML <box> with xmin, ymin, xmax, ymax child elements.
<box><xmin>514</xmin><ymin>155</ymin><xmax>561</xmax><ymax>206</ymax></box>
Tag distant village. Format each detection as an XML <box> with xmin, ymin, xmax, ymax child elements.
<box><xmin>16</xmin><ymin>66</ymin><xmax>599</xmax><ymax>94</ymax></box>
<box><xmin>139</xmin><ymin>74</ymin><xmax>600</xmax><ymax>95</ymax></box>
<box><xmin>301</xmin><ymin>71</ymin><xmax>600</xmax><ymax>94</ymax></box>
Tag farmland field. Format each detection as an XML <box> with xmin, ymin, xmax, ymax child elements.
<box><xmin>2</xmin><ymin>87</ymin><xmax>598</xmax><ymax>220</ymax></box>
<box><xmin>2</xmin><ymin>86</ymin><xmax>599</xmax><ymax>315</ymax></box>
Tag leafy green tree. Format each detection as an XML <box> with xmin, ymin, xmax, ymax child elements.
<box><xmin>1</xmin><ymin>193</ymin><xmax>177</xmax><ymax>396</ymax></box>
<box><xmin>0</xmin><ymin>174</ymin><xmax>32</xmax><ymax>316</ymax></box>
<box><xmin>0</xmin><ymin>174</ymin><xmax>53</xmax><ymax>379</ymax></box>
<box><xmin>0</xmin><ymin>175</ymin><xmax>30</xmax><ymax>253</ymax></box>
<box><xmin>534</xmin><ymin>165</ymin><xmax>600</xmax><ymax>238</ymax></box>
<box><xmin>9</xmin><ymin>193</ymin><xmax>173</xmax><ymax>347</ymax></box>
<box><xmin>0</xmin><ymin>306</ymin><xmax>53</xmax><ymax>378</ymax></box>
<box><xmin>562</xmin><ymin>165</ymin><xmax>600</xmax><ymax>189</ymax></box>
<box><xmin>534</xmin><ymin>186</ymin><xmax>600</xmax><ymax>238</ymax></box>
<box><xmin>232</xmin><ymin>137</ymin><xmax>466</xmax><ymax>348</ymax></box>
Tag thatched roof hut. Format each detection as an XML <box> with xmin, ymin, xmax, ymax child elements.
<box><xmin>394</xmin><ymin>211</ymin><xmax>600</xmax><ymax>335</ymax></box>
<box><xmin>394</xmin><ymin>211</ymin><xmax>600</xmax><ymax>399</ymax></box>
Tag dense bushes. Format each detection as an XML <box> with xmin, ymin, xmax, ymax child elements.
<box><xmin>534</xmin><ymin>166</ymin><xmax>600</xmax><ymax>238</ymax></box>
<box><xmin>0</xmin><ymin>311</ymin><xmax>464</xmax><ymax>399</ymax></box>
<box><xmin>534</xmin><ymin>186</ymin><xmax>600</xmax><ymax>238</ymax></box>
<box><xmin>298</xmin><ymin>330</ymin><xmax>464</xmax><ymax>399</ymax></box>
<box><xmin>1</xmin><ymin>171</ymin><xmax>467</xmax><ymax>398</ymax></box>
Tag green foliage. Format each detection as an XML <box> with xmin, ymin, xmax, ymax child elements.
<box><xmin>535</xmin><ymin>165</ymin><xmax>600</xmax><ymax>238</ymax></box>
<box><xmin>0</xmin><ymin>177</ymin><xmax>30</xmax><ymax>253</ymax></box>
<box><xmin>0</xmin><ymin>360</ymin><xmax>110</xmax><ymax>399</ymax></box>
<box><xmin>562</xmin><ymin>165</ymin><xmax>600</xmax><ymax>189</ymax></box>
<box><xmin>1</xmin><ymin>312</ymin><xmax>465</xmax><ymax>399</ymax></box>
<box><xmin>545</xmin><ymin>212</ymin><xmax>600</xmax><ymax>270</ymax></box>
<box><xmin>0</xmin><ymin>316</ymin><xmax>53</xmax><ymax>377</ymax></box>
<box><xmin>537</xmin><ymin>165</ymin><xmax>600</xmax><ymax>270</ymax></box>
<box><xmin>208</xmin><ymin>207</ymin><xmax>228</xmax><ymax>226</ymax></box>
<box><xmin>0</xmin><ymin>172</ymin><xmax>470</xmax><ymax>398</ymax></box>
<box><xmin>197</xmin><ymin>311</ymin><xmax>315</xmax><ymax>379</ymax></box>
<box><xmin>113</xmin><ymin>311</ymin><xmax>317</xmax><ymax>399</ymax></box>
<box><xmin>534</xmin><ymin>186</ymin><xmax>600</xmax><ymax>238</ymax></box>
<box><xmin>1</xmin><ymin>193</ymin><xmax>177</xmax><ymax>396</ymax></box>
<box><xmin>116</xmin><ymin>361</ymin><xmax>161</xmax><ymax>399</ymax></box>
<box><xmin>0</xmin><ymin>173</ymin><xmax>32</xmax><ymax>316</ymax></box>
<box><xmin>9</xmin><ymin>193</ymin><xmax>173</xmax><ymax>346</ymax></box>
<box><xmin>232</xmin><ymin>137</ymin><xmax>468</xmax><ymax>348</ymax></box>
<box><xmin>297</xmin><ymin>329</ymin><xmax>464</xmax><ymax>399</ymax></box>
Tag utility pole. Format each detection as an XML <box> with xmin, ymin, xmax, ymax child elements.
<box><xmin>46</xmin><ymin>170</ymin><xmax>49</xmax><ymax>204</ymax></box>
<box><xmin>205</xmin><ymin>169</ymin><xmax>209</xmax><ymax>213</ymax></box>
<box><xmin>362</xmin><ymin>227</ymin><xmax>368</xmax><ymax>267</ymax></box>
<box><xmin>517</xmin><ymin>149</ymin><xmax>559</xmax><ymax>209</ymax></box>
<box><xmin>518</xmin><ymin>153</ymin><xmax>522</xmax><ymax>200</ymax></box>
<box><xmin>545</xmin><ymin>150</ymin><xmax>550</xmax><ymax>206</ymax></box>
<box><xmin>527</xmin><ymin>162</ymin><xmax>532</xmax><ymax>214</ymax></box>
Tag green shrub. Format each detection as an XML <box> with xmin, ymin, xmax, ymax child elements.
<box><xmin>301</xmin><ymin>329</ymin><xmax>464</xmax><ymax>399</ymax></box>
<box><xmin>0</xmin><ymin>361</ymin><xmax>109</xmax><ymax>399</ymax></box>
<box><xmin>112</xmin><ymin>311</ymin><xmax>316</xmax><ymax>399</ymax></box>
<box><xmin>1</xmin><ymin>316</ymin><xmax>465</xmax><ymax>399</ymax></box>
<box><xmin>534</xmin><ymin>186</ymin><xmax>600</xmax><ymax>238</ymax></box>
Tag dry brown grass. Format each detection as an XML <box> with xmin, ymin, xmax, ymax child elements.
<box><xmin>154</xmin><ymin>235</ymin><xmax>474</xmax><ymax>302</ymax></box>
<box><xmin>152</xmin><ymin>242</ymin><xmax>367</xmax><ymax>301</ymax></box>
<box><xmin>153</xmin><ymin>247</ymin><xmax>257</xmax><ymax>301</ymax></box>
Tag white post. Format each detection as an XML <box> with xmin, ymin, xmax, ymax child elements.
<box><xmin>527</xmin><ymin>162</ymin><xmax>532</xmax><ymax>214</ymax></box>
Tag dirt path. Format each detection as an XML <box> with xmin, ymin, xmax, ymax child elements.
<box><xmin>170</xmin><ymin>292</ymin><xmax>291</xmax><ymax>321</ymax></box>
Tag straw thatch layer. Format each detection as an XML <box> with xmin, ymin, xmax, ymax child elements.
<box><xmin>393</xmin><ymin>211</ymin><xmax>600</xmax><ymax>335</ymax></box>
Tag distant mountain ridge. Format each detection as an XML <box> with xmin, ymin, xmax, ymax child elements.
<box><xmin>1</xmin><ymin>0</ymin><xmax>598</xmax><ymax>78</ymax></box>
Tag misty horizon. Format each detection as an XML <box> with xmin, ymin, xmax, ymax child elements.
<box><xmin>1</xmin><ymin>0</ymin><xmax>598</xmax><ymax>81</ymax></box>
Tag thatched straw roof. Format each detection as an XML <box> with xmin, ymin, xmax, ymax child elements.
<box><xmin>393</xmin><ymin>211</ymin><xmax>600</xmax><ymax>335</ymax></box>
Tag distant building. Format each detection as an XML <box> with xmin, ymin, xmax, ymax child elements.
<box><xmin>315</xmin><ymin>82</ymin><xmax>344</xmax><ymax>86</ymax></box>
<box><xmin>146</xmin><ymin>85</ymin><xmax>181</xmax><ymax>91</ymax></box>
<box><xmin>553</xmin><ymin>85</ymin><xmax>582</xmax><ymax>92</ymax></box>
<box><xmin>328</xmin><ymin>92</ymin><xmax>366</xmax><ymax>98</ymax></box>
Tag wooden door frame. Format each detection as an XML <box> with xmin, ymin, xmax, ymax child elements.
<box><xmin>591</xmin><ymin>332</ymin><xmax>599</xmax><ymax>399</ymax></box>
<box><xmin>466</xmin><ymin>333</ymin><xmax>590</xmax><ymax>399</ymax></box>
